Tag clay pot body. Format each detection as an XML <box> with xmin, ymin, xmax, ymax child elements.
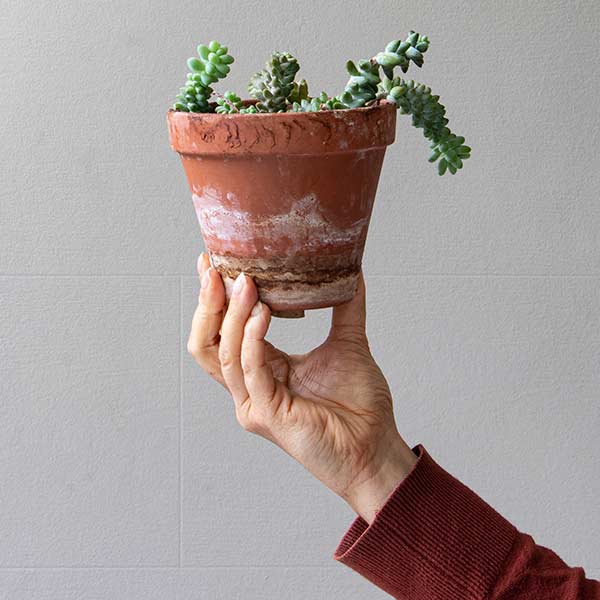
<box><xmin>167</xmin><ymin>101</ymin><xmax>396</xmax><ymax>317</ymax></box>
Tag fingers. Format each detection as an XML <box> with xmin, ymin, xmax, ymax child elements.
<box><xmin>330</xmin><ymin>271</ymin><xmax>367</xmax><ymax>338</ymax></box>
<box><xmin>218</xmin><ymin>272</ymin><xmax>258</xmax><ymax>406</ymax></box>
<box><xmin>188</xmin><ymin>257</ymin><xmax>286</xmax><ymax>429</ymax></box>
<box><xmin>240</xmin><ymin>301</ymin><xmax>277</xmax><ymax>405</ymax></box>
<box><xmin>186</xmin><ymin>259</ymin><xmax>297</xmax><ymax>439</ymax></box>
<box><xmin>187</xmin><ymin>253</ymin><xmax>226</xmax><ymax>383</ymax></box>
<box><xmin>197</xmin><ymin>252</ymin><xmax>210</xmax><ymax>281</ymax></box>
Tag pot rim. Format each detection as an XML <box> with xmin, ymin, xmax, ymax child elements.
<box><xmin>167</xmin><ymin>99</ymin><xmax>397</xmax><ymax>155</ymax></box>
<box><xmin>167</xmin><ymin>98</ymin><xmax>396</xmax><ymax>119</ymax></box>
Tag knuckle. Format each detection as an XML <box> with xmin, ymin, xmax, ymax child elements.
<box><xmin>241</xmin><ymin>357</ymin><xmax>254</xmax><ymax>375</ymax></box>
<box><xmin>218</xmin><ymin>347</ymin><xmax>236</xmax><ymax>370</ymax></box>
<box><xmin>235</xmin><ymin>410</ymin><xmax>257</xmax><ymax>433</ymax></box>
<box><xmin>235</xmin><ymin>404</ymin><xmax>270</xmax><ymax>435</ymax></box>
<box><xmin>198</xmin><ymin>305</ymin><xmax>215</xmax><ymax>321</ymax></box>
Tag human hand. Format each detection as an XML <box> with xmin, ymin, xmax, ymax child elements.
<box><xmin>188</xmin><ymin>253</ymin><xmax>417</xmax><ymax>523</ymax></box>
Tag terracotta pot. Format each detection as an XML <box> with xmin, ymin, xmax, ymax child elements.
<box><xmin>167</xmin><ymin>100</ymin><xmax>396</xmax><ymax>317</ymax></box>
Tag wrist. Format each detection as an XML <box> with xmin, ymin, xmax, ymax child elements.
<box><xmin>344</xmin><ymin>435</ymin><xmax>417</xmax><ymax>524</ymax></box>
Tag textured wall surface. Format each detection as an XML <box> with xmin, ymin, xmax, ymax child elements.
<box><xmin>1</xmin><ymin>0</ymin><xmax>599</xmax><ymax>597</ymax></box>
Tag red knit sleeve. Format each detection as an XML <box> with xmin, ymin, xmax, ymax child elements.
<box><xmin>334</xmin><ymin>446</ymin><xmax>599</xmax><ymax>599</ymax></box>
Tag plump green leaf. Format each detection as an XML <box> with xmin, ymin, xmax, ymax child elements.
<box><xmin>428</xmin><ymin>149</ymin><xmax>440</xmax><ymax>162</ymax></box>
<box><xmin>385</xmin><ymin>39</ymin><xmax>401</xmax><ymax>53</ymax></box>
<box><xmin>214</xmin><ymin>63</ymin><xmax>230</xmax><ymax>76</ymax></box>
<box><xmin>405</xmin><ymin>46</ymin><xmax>423</xmax><ymax>64</ymax></box>
<box><xmin>407</xmin><ymin>31</ymin><xmax>419</xmax><ymax>46</ymax></box>
<box><xmin>187</xmin><ymin>57</ymin><xmax>203</xmax><ymax>72</ymax></box>
<box><xmin>376</xmin><ymin>52</ymin><xmax>399</xmax><ymax>67</ymax></box>
<box><xmin>346</xmin><ymin>60</ymin><xmax>360</xmax><ymax>77</ymax></box>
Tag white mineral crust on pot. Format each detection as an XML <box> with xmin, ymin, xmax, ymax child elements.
<box><xmin>192</xmin><ymin>191</ymin><xmax>368</xmax><ymax>254</ymax></box>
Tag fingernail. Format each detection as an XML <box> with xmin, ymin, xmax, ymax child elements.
<box><xmin>232</xmin><ymin>272</ymin><xmax>246</xmax><ymax>295</ymax></box>
<box><xmin>201</xmin><ymin>268</ymin><xmax>211</xmax><ymax>290</ymax></box>
<box><xmin>197</xmin><ymin>253</ymin><xmax>205</xmax><ymax>274</ymax></box>
<box><xmin>251</xmin><ymin>301</ymin><xmax>262</xmax><ymax>317</ymax></box>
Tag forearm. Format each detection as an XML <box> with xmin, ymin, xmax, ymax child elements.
<box><xmin>335</xmin><ymin>446</ymin><xmax>599</xmax><ymax>599</ymax></box>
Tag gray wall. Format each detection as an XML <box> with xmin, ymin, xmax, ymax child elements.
<box><xmin>1</xmin><ymin>0</ymin><xmax>599</xmax><ymax>597</ymax></box>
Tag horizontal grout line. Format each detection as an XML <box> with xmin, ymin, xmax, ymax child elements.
<box><xmin>0</xmin><ymin>274</ymin><xmax>182</xmax><ymax>279</ymax></box>
<box><xmin>0</xmin><ymin>567</ymin><xmax>339</xmax><ymax>571</ymax></box>
<box><xmin>378</xmin><ymin>274</ymin><xmax>600</xmax><ymax>278</ymax></box>
<box><xmin>1</xmin><ymin>274</ymin><xmax>600</xmax><ymax>279</ymax></box>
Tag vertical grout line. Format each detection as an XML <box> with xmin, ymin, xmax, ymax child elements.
<box><xmin>178</xmin><ymin>276</ymin><xmax>183</xmax><ymax>568</ymax></box>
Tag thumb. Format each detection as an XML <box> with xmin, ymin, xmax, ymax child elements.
<box><xmin>330</xmin><ymin>271</ymin><xmax>367</xmax><ymax>337</ymax></box>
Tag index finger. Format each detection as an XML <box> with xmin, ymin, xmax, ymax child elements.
<box><xmin>187</xmin><ymin>253</ymin><xmax>226</xmax><ymax>383</ymax></box>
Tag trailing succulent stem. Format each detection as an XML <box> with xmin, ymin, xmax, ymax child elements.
<box><xmin>375</xmin><ymin>31</ymin><xmax>430</xmax><ymax>77</ymax></box>
<box><xmin>334</xmin><ymin>30</ymin><xmax>430</xmax><ymax>109</ymax></box>
<box><xmin>377</xmin><ymin>77</ymin><xmax>471</xmax><ymax>174</ymax></box>
<box><xmin>172</xmin><ymin>33</ymin><xmax>470</xmax><ymax>173</ymax></box>
<box><xmin>337</xmin><ymin>60</ymin><xmax>381</xmax><ymax>108</ymax></box>
<box><xmin>332</xmin><ymin>30</ymin><xmax>468</xmax><ymax>174</ymax></box>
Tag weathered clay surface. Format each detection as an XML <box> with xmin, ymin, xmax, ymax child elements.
<box><xmin>168</xmin><ymin>101</ymin><xmax>396</xmax><ymax>155</ymax></box>
<box><xmin>167</xmin><ymin>101</ymin><xmax>397</xmax><ymax>315</ymax></box>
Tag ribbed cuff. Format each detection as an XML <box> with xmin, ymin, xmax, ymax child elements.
<box><xmin>334</xmin><ymin>446</ymin><xmax>518</xmax><ymax>600</ymax></box>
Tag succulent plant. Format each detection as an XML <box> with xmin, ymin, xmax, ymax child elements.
<box><xmin>173</xmin><ymin>76</ymin><xmax>213</xmax><ymax>113</ymax></box>
<box><xmin>291</xmin><ymin>92</ymin><xmax>336</xmax><ymax>112</ymax></box>
<box><xmin>375</xmin><ymin>31</ymin><xmax>430</xmax><ymax>78</ymax></box>
<box><xmin>288</xmin><ymin>79</ymin><xmax>309</xmax><ymax>104</ymax></box>
<box><xmin>248</xmin><ymin>52</ymin><xmax>300</xmax><ymax>112</ymax></box>
<box><xmin>172</xmin><ymin>33</ymin><xmax>470</xmax><ymax>174</ymax></box>
<box><xmin>215</xmin><ymin>91</ymin><xmax>244</xmax><ymax>114</ymax></box>
<box><xmin>239</xmin><ymin>105</ymin><xmax>259</xmax><ymax>114</ymax></box>
<box><xmin>335</xmin><ymin>59</ymin><xmax>381</xmax><ymax>108</ymax></box>
<box><xmin>331</xmin><ymin>30</ymin><xmax>467</xmax><ymax>173</ymax></box>
<box><xmin>174</xmin><ymin>41</ymin><xmax>234</xmax><ymax>113</ymax></box>
<box><xmin>377</xmin><ymin>77</ymin><xmax>471</xmax><ymax>174</ymax></box>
